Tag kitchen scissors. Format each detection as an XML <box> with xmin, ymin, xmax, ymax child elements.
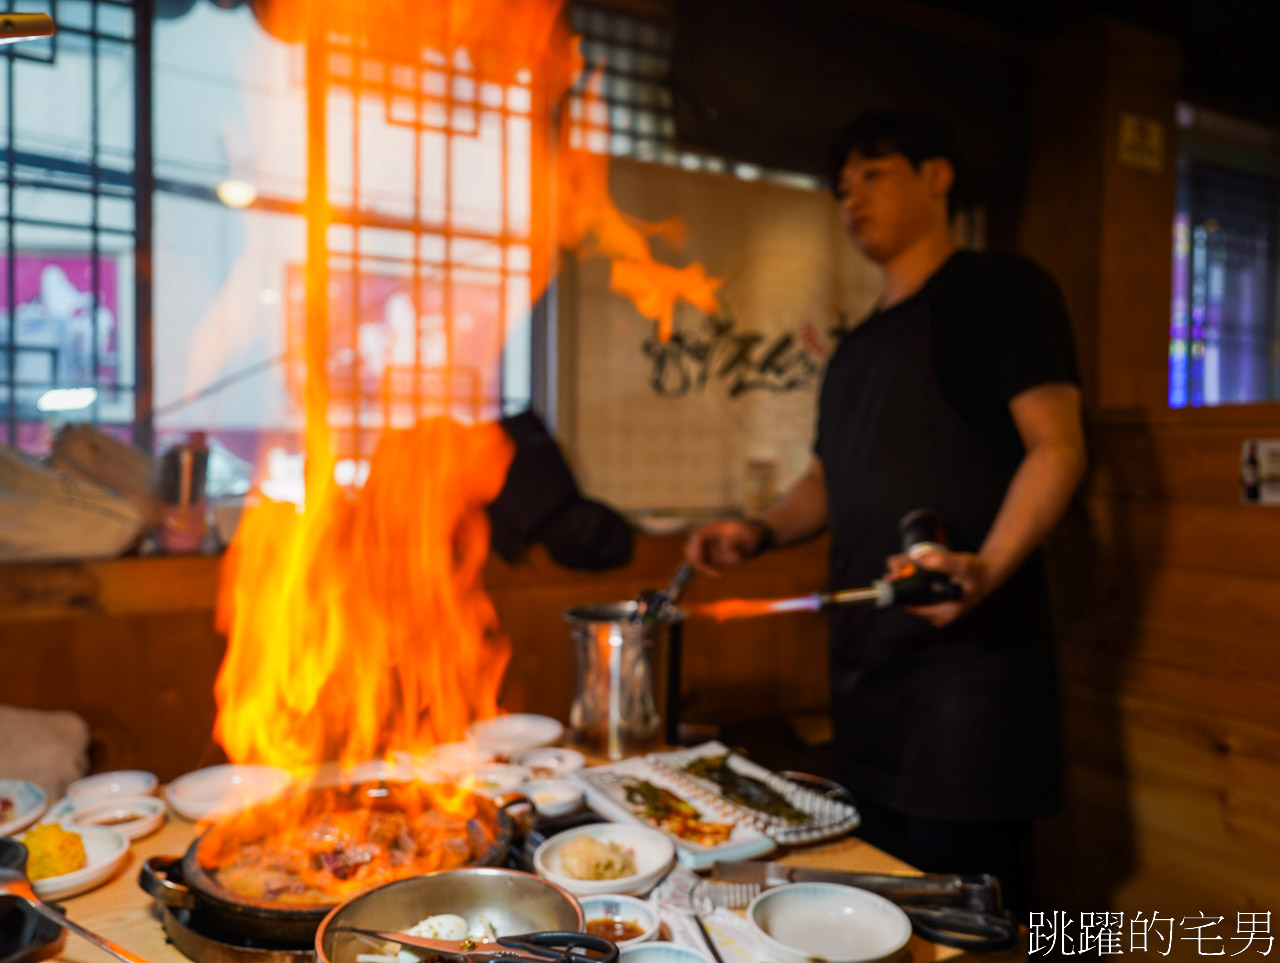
<box><xmin>332</xmin><ymin>928</ymin><xmax>619</xmax><ymax>963</ymax></box>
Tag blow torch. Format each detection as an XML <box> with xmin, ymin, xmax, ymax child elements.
<box><xmin>692</xmin><ymin>509</ymin><xmax>964</xmax><ymax>621</ymax></box>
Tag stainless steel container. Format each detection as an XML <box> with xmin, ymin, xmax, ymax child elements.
<box><xmin>564</xmin><ymin>602</ymin><xmax>684</xmax><ymax>760</ymax></box>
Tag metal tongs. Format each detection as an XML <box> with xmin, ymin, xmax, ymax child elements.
<box><xmin>630</xmin><ymin>560</ymin><xmax>694</xmax><ymax>624</ymax></box>
<box><xmin>332</xmin><ymin>928</ymin><xmax>619</xmax><ymax>963</ymax></box>
<box><xmin>0</xmin><ymin>866</ymin><xmax>152</xmax><ymax>963</ymax></box>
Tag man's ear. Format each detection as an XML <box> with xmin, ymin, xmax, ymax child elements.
<box><xmin>921</xmin><ymin>157</ymin><xmax>955</xmax><ymax>200</ymax></box>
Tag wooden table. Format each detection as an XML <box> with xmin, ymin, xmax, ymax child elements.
<box><xmin>44</xmin><ymin>815</ymin><xmax>1025</xmax><ymax>963</ymax></box>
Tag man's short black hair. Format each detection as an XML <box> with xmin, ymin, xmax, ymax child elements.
<box><xmin>828</xmin><ymin>110</ymin><xmax>965</xmax><ymax>214</ymax></box>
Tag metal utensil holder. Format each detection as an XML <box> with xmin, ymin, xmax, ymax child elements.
<box><xmin>564</xmin><ymin>602</ymin><xmax>684</xmax><ymax>759</ymax></box>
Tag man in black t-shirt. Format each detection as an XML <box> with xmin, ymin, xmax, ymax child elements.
<box><xmin>685</xmin><ymin>112</ymin><xmax>1086</xmax><ymax>916</ymax></box>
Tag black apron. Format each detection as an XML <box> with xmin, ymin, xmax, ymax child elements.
<box><xmin>815</xmin><ymin>256</ymin><xmax>1060</xmax><ymax>822</ymax></box>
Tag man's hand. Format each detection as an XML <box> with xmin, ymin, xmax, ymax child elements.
<box><xmin>685</xmin><ymin>519</ymin><xmax>767</xmax><ymax>576</ymax></box>
<box><xmin>885</xmin><ymin>549</ymin><xmax>991</xmax><ymax>628</ymax></box>
<box><xmin>884</xmin><ymin>382</ymin><xmax>1085</xmax><ymax>629</ymax></box>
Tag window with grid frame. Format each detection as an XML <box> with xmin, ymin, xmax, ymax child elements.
<box><xmin>1</xmin><ymin>0</ymin><xmax>148</xmax><ymax>455</ymax></box>
<box><xmin>316</xmin><ymin>32</ymin><xmax>539</xmax><ymax>465</ymax></box>
<box><xmin>567</xmin><ymin>0</ymin><xmax>822</xmax><ymax>189</ymax></box>
<box><xmin>1</xmin><ymin>0</ymin><xmax>544</xmax><ymax>483</ymax></box>
<box><xmin>1169</xmin><ymin>112</ymin><xmax>1280</xmax><ymax>408</ymax></box>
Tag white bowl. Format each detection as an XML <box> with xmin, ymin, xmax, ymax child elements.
<box><xmin>534</xmin><ymin>823</ymin><xmax>675</xmax><ymax>897</ymax></box>
<box><xmin>747</xmin><ymin>882</ymin><xmax>912</xmax><ymax>963</ymax></box>
<box><xmin>307</xmin><ymin>758</ymin><xmax>420</xmax><ymax>787</ymax></box>
<box><xmin>422</xmin><ymin>742</ymin><xmax>497</xmax><ymax>778</ymax></box>
<box><xmin>468</xmin><ymin>714</ymin><xmax>564</xmax><ymax>757</ymax></box>
<box><xmin>65</xmin><ymin>795</ymin><xmax>165</xmax><ymax>840</ymax></box>
<box><xmin>0</xmin><ymin>779</ymin><xmax>48</xmax><ymax>837</ymax></box>
<box><xmin>512</xmin><ymin>748</ymin><xmax>587</xmax><ymax>779</ymax></box>
<box><xmin>466</xmin><ymin>764</ymin><xmax>532</xmax><ymax>797</ymax></box>
<box><xmin>579</xmin><ymin>894</ymin><xmax>660</xmax><ymax>947</ymax></box>
<box><xmin>165</xmin><ymin>764</ymin><xmax>292</xmax><ymax>822</ymax></box>
<box><xmin>524</xmin><ymin>779</ymin><xmax>584</xmax><ymax>819</ymax></box>
<box><xmin>67</xmin><ymin>770</ymin><xmax>158</xmax><ymax>809</ymax></box>
<box><xmin>30</xmin><ymin>826</ymin><xmax>129</xmax><ymax>901</ymax></box>
<box><xmin>619</xmin><ymin>942</ymin><xmax>709</xmax><ymax>963</ymax></box>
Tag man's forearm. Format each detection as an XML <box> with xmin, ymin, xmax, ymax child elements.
<box><xmin>758</xmin><ymin>459</ymin><xmax>829</xmax><ymax>547</ymax></box>
<box><xmin>979</xmin><ymin>442</ymin><xmax>1086</xmax><ymax>587</ymax></box>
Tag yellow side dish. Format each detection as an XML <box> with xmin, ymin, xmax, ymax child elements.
<box><xmin>22</xmin><ymin>823</ymin><xmax>88</xmax><ymax>880</ymax></box>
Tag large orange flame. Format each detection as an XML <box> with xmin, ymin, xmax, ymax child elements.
<box><xmin>556</xmin><ymin>73</ymin><xmax>723</xmax><ymax>340</ymax></box>
<box><xmin>213</xmin><ymin>0</ymin><xmax>722</xmax><ymax>789</ymax></box>
<box><xmin>215</xmin><ymin>420</ymin><xmax>512</xmax><ymax>769</ymax></box>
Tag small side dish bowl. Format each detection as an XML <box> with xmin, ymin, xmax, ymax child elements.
<box><xmin>422</xmin><ymin>742</ymin><xmax>497</xmax><ymax>778</ymax></box>
<box><xmin>65</xmin><ymin>795</ymin><xmax>165</xmax><ymax>839</ymax></box>
<box><xmin>533</xmin><ymin>823</ymin><xmax>675</xmax><ymax>897</ymax></box>
<box><xmin>468</xmin><ymin>714</ymin><xmax>565</xmax><ymax>757</ymax></box>
<box><xmin>67</xmin><ymin>770</ymin><xmax>158</xmax><ymax>809</ymax></box>
<box><xmin>512</xmin><ymin>748</ymin><xmax>586</xmax><ymax>779</ymax></box>
<box><xmin>747</xmin><ymin>882</ymin><xmax>912</xmax><ymax>963</ymax></box>
<box><xmin>618</xmin><ymin>941</ymin><xmax>709</xmax><ymax>963</ymax></box>
<box><xmin>578</xmin><ymin>894</ymin><xmax>660</xmax><ymax>947</ymax></box>
<box><xmin>523</xmin><ymin>779</ymin><xmax>584</xmax><ymax>819</ymax></box>
<box><xmin>467</xmin><ymin>764</ymin><xmax>532</xmax><ymax>797</ymax></box>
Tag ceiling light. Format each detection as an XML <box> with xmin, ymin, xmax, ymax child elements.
<box><xmin>37</xmin><ymin>387</ymin><xmax>97</xmax><ymax>412</ymax></box>
<box><xmin>217</xmin><ymin>179</ymin><xmax>258</xmax><ymax>209</ymax></box>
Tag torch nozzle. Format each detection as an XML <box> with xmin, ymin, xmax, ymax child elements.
<box><xmin>819</xmin><ymin>585</ymin><xmax>890</xmax><ymax>607</ymax></box>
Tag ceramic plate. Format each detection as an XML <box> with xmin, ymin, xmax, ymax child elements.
<box><xmin>572</xmin><ymin>757</ymin><xmax>775</xmax><ymax>870</ymax></box>
<box><xmin>523</xmin><ymin>779</ymin><xmax>585</xmax><ymax>819</ymax></box>
<box><xmin>65</xmin><ymin>795</ymin><xmax>166</xmax><ymax>840</ymax></box>
<box><xmin>30</xmin><ymin>826</ymin><xmax>129</xmax><ymax>901</ymax></box>
<box><xmin>66</xmin><ymin>770</ymin><xmax>158</xmax><ymax>809</ymax></box>
<box><xmin>165</xmin><ymin>764</ymin><xmax>292</xmax><ymax>821</ymax></box>
<box><xmin>468</xmin><ymin>714</ymin><xmax>564</xmax><ymax>756</ymax></box>
<box><xmin>467</xmin><ymin>763</ymin><xmax>532</xmax><ymax>797</ymax></box>
<box><xmin>0</xmin><ymin>780</ymin><xmax>48</xmax><ymax>838</ymax></box>
<box><xmin>649</xmin><ymin>741</ymin><xmax>859</xmax><ymax>844</ymax></box>
<box><xmin>513</xmin><ymin>748</ymin><xmax>587</xmax><ymax>779</ymax></box>
<box><xmin>420</xmin><ymin>742</ymin><xmax>496</xmax><ymax>778</ymax></box>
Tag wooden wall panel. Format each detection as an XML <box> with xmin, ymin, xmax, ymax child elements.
<box><xmin>1045</xmin><ymin>411</ymin><xmax>1280</xmax><ymax>917</ymax></box>
<box><xmin>0</xmin><ymin>611</ymin><xmax>227</xmax><ymax>781</ymax></box>
<box><xmin>1085</xmin><ymin>497</ymin><xmax>1280</xmax><ymax>580</ymax></box>
<box><xmin>1062</xmin><ymin>686</ymin><xmax>1280</xmax><ymax>801</ymax></box>
<box><xmin>0</xmin><ymin>536</ymin><xmax>832</xmax><ymax>779</ymax></box>
<box><xmin>1020</xmin><ymin>18</ymin><xmax>1280</xmax><ymax>918</ymax></box>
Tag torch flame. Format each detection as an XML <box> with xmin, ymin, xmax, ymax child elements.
<box><xmin>689</xmin><ymin>595</ymin><xmax>823</xmax><ymax>622</ymax></box>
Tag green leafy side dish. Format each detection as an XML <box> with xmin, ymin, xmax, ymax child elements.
<box><xmin>682</xmin><ymin>754</ymin><xmax>812</xmax><ymax>824</ymax></box>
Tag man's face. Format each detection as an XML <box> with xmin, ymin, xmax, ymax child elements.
<box><xmin>837</xmin><ymin>152</ymin><xmax>947</xmax><ymax>263</ymax></box>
